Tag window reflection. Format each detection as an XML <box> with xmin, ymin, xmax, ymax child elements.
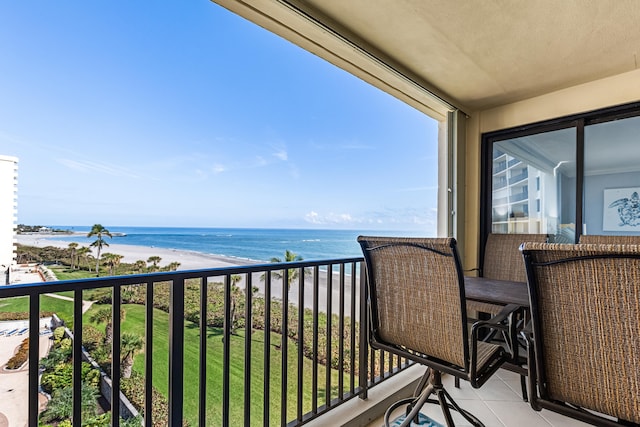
<box><xmin>584</xmin><ymin>116</ymin><xmax>640</xmax><ymax>236</ymax></box>
<box><xmin>491</xmin><ymin>128</ymin><xmax>576</xmax><ymax>242</ymax></box>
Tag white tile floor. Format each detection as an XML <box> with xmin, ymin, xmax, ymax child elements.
<box><xmin>374</xmin><ymin>369</ymin><xmax>592</xmax><ymax>427</ymax></box>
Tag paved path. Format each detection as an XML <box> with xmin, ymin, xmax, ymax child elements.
<box><xmin>44</xmin><ymin>293</ymin><xmax>95</xmax><ymax>314</ymax></box>
<box><xmin>0</xmin><ymin>333</ymin><xmax>52</xmax><ymax>427</ymax></box>
<box><xmin>2</xmin><ymin>265</ymin><xmax>95</xmax><ymax>424</ymax></box>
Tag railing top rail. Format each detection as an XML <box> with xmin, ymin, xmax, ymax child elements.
<box><xmin>1</xmin><ymin>257</ymin><xmax>364</xmax><ymax>298</ymax></box>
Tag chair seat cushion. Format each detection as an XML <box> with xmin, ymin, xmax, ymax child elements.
<box><xmin>476</xmin><ymin>340</ymin><xmax>504</xmax><ymax>371</ymax></box>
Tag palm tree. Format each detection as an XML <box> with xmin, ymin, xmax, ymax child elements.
<box><xmin>67</xmin><ymin>242</ymin><xmax>78</xmax><ymax>270</ymax></box>
<box><xmin>87</xmin><ymin>224</ymin><xmax>112</xmax><ymax>276</ymax></box>
<box><xmin>133</xmin><ymin>260</ymin><xmax>147</xmax><ymax>273</ymax></box>
<box><xmin>76</xmin><ymin>246</ymin><xmax>91</xmax><ymax>271</ymax></box>
<box><xmin>167</xmin><ymin>261</ymin><xmax>181</xmax><ymax>271</ymax></box>
<box><xmin>101</xmin><ymin>253</ymin><xmax>124</xmax><ymax>276</ymax></box>
<box><xmin>120</xmin><ymin>333</ymin><xmax>144</xmax><ymax>379</ymax></box>
<box><xmin>229</xmin><ymin>274</ymin><xmax>242</xmax><ymax>334</ymax></box>
<box><xmin>147</xmin><ymin>256</ymin><xmax>162</xmax><ymax>272</ymax></box>
<box><xmin>90</xmin><ymin>307</ymin><xmax>125</xmax><ymax>345</ymax></box>
<box><xmin>262</xmin><ymin>249</ymin><xmax>311</xmax><ymax>292</ymax></box>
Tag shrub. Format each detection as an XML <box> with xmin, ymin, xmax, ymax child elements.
<box><xmin>0</xmin><ymin>311</ymin><xmax>55</xmax><ymax>321</ymax></box>
<box><xmin>121</xmin><ymin>371</ymin><xmax>173</xmax><ymax>427</ymax></box>
<box><xmin>40</xmin><ymin>346</ymin><xmax>71</xmax><ymax>370</ymax></box>
<box><xmin>82</xmin><ymin>324</ymin><xmax>104</xmax><ymax>351</ymax></box>
<box><xmin>40</xmin><ymin>361</ymin><xmax>100</xmax><ymax>394</ymax></box>
<box><xmin>53</xmin><ymin>326</ymin><xmax>66</xmax><ymax>342</ymax></box>
<box><xmin>5</xmin><ymin>338</ymin><xmax>29</xmax><ymax>370</ymax></box>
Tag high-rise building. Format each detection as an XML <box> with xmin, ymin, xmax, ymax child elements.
<box><xmin>0</xmin><ymin>155</ymin><xmax>18</xmax><ymax>285</ymax></box>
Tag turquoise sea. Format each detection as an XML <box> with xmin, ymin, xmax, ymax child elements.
<box><xmin>47</xmin><ymin>227</ymin><xmax>427</xmax><ymax>263</ymax></box>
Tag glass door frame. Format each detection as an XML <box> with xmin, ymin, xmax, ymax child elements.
<box><xmin>479</xmin><ymin>101</ymin><xmax>640</xmax><ymax>257</ymax></box>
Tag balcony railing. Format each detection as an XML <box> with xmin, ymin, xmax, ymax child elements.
<box><xmin>1</xmin><ymin>258</ymin><xmax>411</xmax><ymax>427</ymax></box>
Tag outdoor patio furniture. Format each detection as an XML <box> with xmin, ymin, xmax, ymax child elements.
<box><xmin>463</xmin><ymin>233</ymin><xmax>547</xmax><ymax>399</ymax></box>
<box><xmin>358</xmin><ymin>236</ymin><xmax>516</xmax><ymax>427</ymax></box>
<box><xmin>467</xmin><ymin>233</ymin><xmax>547</xmax><ymax>316</ymax></box>
<box><xmin>521</xmin><ymin>242</ymin><xmax>640</xmax><ymax>426</ymax></box>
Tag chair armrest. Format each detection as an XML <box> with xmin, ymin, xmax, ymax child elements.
<box><xmin>470</xmin><ymin>304</ymin><xmax>521</xmax><ymax>372</ymax></box>
<box><xmin>471</xmin><ymin>303</ymin><xmax>519</xmax><ymax>331</ymax></box>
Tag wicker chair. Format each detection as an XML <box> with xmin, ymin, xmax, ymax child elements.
<box><xmin>464</xmin><ymin>233</ymin><xmax>547</xmax><ymax>399</ymax></box>
<box><xmin>358</xmin><ymin>236</ymin><xmax>515</xmax><ymax>427</ymax></box>
<box><xmin>468</xmin><ymin>233</ymin><xmax>548</xmax><ymax>316</ymax></box>
<box><xmin>521</xmin><ymin>242</ymin><xmax>640</xmax><ymax>426</ymax></box>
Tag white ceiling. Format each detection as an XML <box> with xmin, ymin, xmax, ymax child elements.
<box><xmin>213</xmin><ymin>0</ymin><xmax>640</xmax><ymax>114</ymax></box>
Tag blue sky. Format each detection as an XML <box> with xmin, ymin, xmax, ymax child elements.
<box><xmin>0</xmin><ymin>2</ymin><xmax>438</xmax><ymax>232</ymax></box>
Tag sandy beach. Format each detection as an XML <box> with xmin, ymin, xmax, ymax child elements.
<box><xmin>16</xmin><ymin>233</ymin><xmax>259</xmax><ymax>271</ymax></box>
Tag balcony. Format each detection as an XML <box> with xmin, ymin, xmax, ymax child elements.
<box><xmin>1</xmin><ymin>258</ymin><xmax>593</xmax><ymax>427</ymax></box>
<box><xmin>509</xmin><ymin>171</ymin><xmax>528</xmax><ymax>185</ymax></box>
<box><xmin>0</xmin><ymin>258</ymin><xmax>414</xmax><ymax>427</ymax></box>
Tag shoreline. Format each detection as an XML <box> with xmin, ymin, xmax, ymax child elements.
<box><xmin>16</xmin><ymin>234</ymin><xmax>259</xmax><ymax>271</ymax></box>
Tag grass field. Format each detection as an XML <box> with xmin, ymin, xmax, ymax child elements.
<box><xmin>0</xmin><ymin>294</ymin><xmax>76</xmax><ymax>328</ymax></box>
<box><xmin>48</xmin><ymin>265</ymin><xmax>96</xmax><ymax>281</ymax></box>
<box><xmin>85</xmin><ymin>303</ymin><xmax>347</xmax><ymax>426</ymax></box>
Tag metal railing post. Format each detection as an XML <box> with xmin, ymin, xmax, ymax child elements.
<box><xmin>358</xmin><ymin>262</ymin><xmax>369</xmax><ymax>400</ymax></box>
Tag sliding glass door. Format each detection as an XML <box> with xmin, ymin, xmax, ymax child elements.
<box><xmin>482</xmin><ymin>102</ymin><xmax>640</xmax><ymax>242</ymax></box>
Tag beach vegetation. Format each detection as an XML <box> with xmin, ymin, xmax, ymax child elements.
<box><xmin>133</xmin><ymin>260</ymin><xmax>147</xmax><ymax>273</ymax></box>
<box><xmin>167</xmin><ymin>261</ymin><xmax>181</xmax><ymax>271</ymax></box>
<box><xmin>88</xmin><ymin>224</ymin><xmax>113</xmax><ymax>276</ymax></box>
<box><xmin>102</xmin><ymin>252</ymin><xmax>124</xmax><ymax>276</ymax></box>
<box><xmin>15</xmin><ymin>244</ymin><xmax>183</xmax><ymax>278</ymax></box>
<box><xmin>146</xmin><ymin>255</ymin><xmax>162</xmax><ymax>271</ymax></box>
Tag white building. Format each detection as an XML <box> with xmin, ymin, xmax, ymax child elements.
<box><xmin>0</xmin><ymin>155</ymin><xmax>18</xmax><ymax>285</ymax></box>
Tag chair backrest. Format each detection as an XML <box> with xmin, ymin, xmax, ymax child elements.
<box><xmin>521</xmin><ymin>242</ymin><xmax>640</xmax><ymax>424</ymax></box>
<box><xmin>579</xmin><ymin>234</ymin><xmax>640</xmax><ymax>244</ymax></box>
<box><xmin>358</xmin><ymin>236</ymin><xmax>468</xmax><ymax>368</ymax></box>
<box><xmin>482</xmin><ymin>233</ymin><xmax>547</xmax><ymax>282</ymax></box>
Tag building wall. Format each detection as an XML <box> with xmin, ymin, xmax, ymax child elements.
<box><xmin>0</xmin><ymin>155</ymin><xmax>18</xmax><ymax>282</ymax></box>
<box><xmin>462</xmin><ymin>68</ymin><xmax>640</xmax><ymax>268</ymax></box>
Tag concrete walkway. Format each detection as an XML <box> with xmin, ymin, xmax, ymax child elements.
<box><xmin>0</xmin><ymin>333</ymin><xmax>52</xmax><ymax>427</ymax></box>
<box><xmin>1</xmin><ymin>265</ymin><xmax>95</xmax><ymax>425</ymax></box>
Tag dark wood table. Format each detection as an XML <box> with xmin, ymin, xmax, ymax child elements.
<box><xmin>464</xmin><ymin>276</ymin><xmax>529</xmax><ymax>308</ymax></box>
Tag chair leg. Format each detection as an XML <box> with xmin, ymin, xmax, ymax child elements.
<box><xmin>520</xmin><ymin>374</ymin><xmax>528</xmax><ymax>402</ymax></box>
<box><xmin>386</xmin><ymin>370</ymin><xmax>486</xmax><ymax>427</ymax></box>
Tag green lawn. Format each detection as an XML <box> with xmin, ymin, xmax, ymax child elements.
<box><xmin>49</xmin><ymin>265</ymin><xmax>97</xmax><ymax>281</ymax></box>
<box><xmin>85</xmin><ymin>303</ymin><xmax>347</xmax><ymax>426</ymax></box>
<box><xmin>0</xmin><ymin>294</ymin><xmax>76</xmax><ymax>328</ymax></box>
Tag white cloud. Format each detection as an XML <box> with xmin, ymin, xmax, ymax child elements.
<box><xmin>56</xmin><ymin>158</ymin><xmax>140</xmax><ymax>179</ymax></box>
<box><xmin>304</xmin><ymin>211</ymin><xmax>358</xmax><ymax>225</ymax></box>
<box><xmin>273</xmin><ymin>148</ymin><xmax>288</xmax><ymax>161</ymax></box>
<box><xmin>303</xmin><ymin>207</ymin><xmax>437</xmax><ymax>232</ymax></box>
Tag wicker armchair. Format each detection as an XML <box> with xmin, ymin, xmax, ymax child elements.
<box><xmin>521</xmin><ymin>242</ymin><xmax>640</xmax><ymax>426</ymax></box>
<box><xmin>358</xmin><ymin>236</ymin><xmax>515</xmax><ymax>427</ymax></box>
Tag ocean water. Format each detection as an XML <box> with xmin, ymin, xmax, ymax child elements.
<box><xmin>46</xmin><ymin>227</ymin><xmax>427</xmax><ymax>263</ymax></box>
